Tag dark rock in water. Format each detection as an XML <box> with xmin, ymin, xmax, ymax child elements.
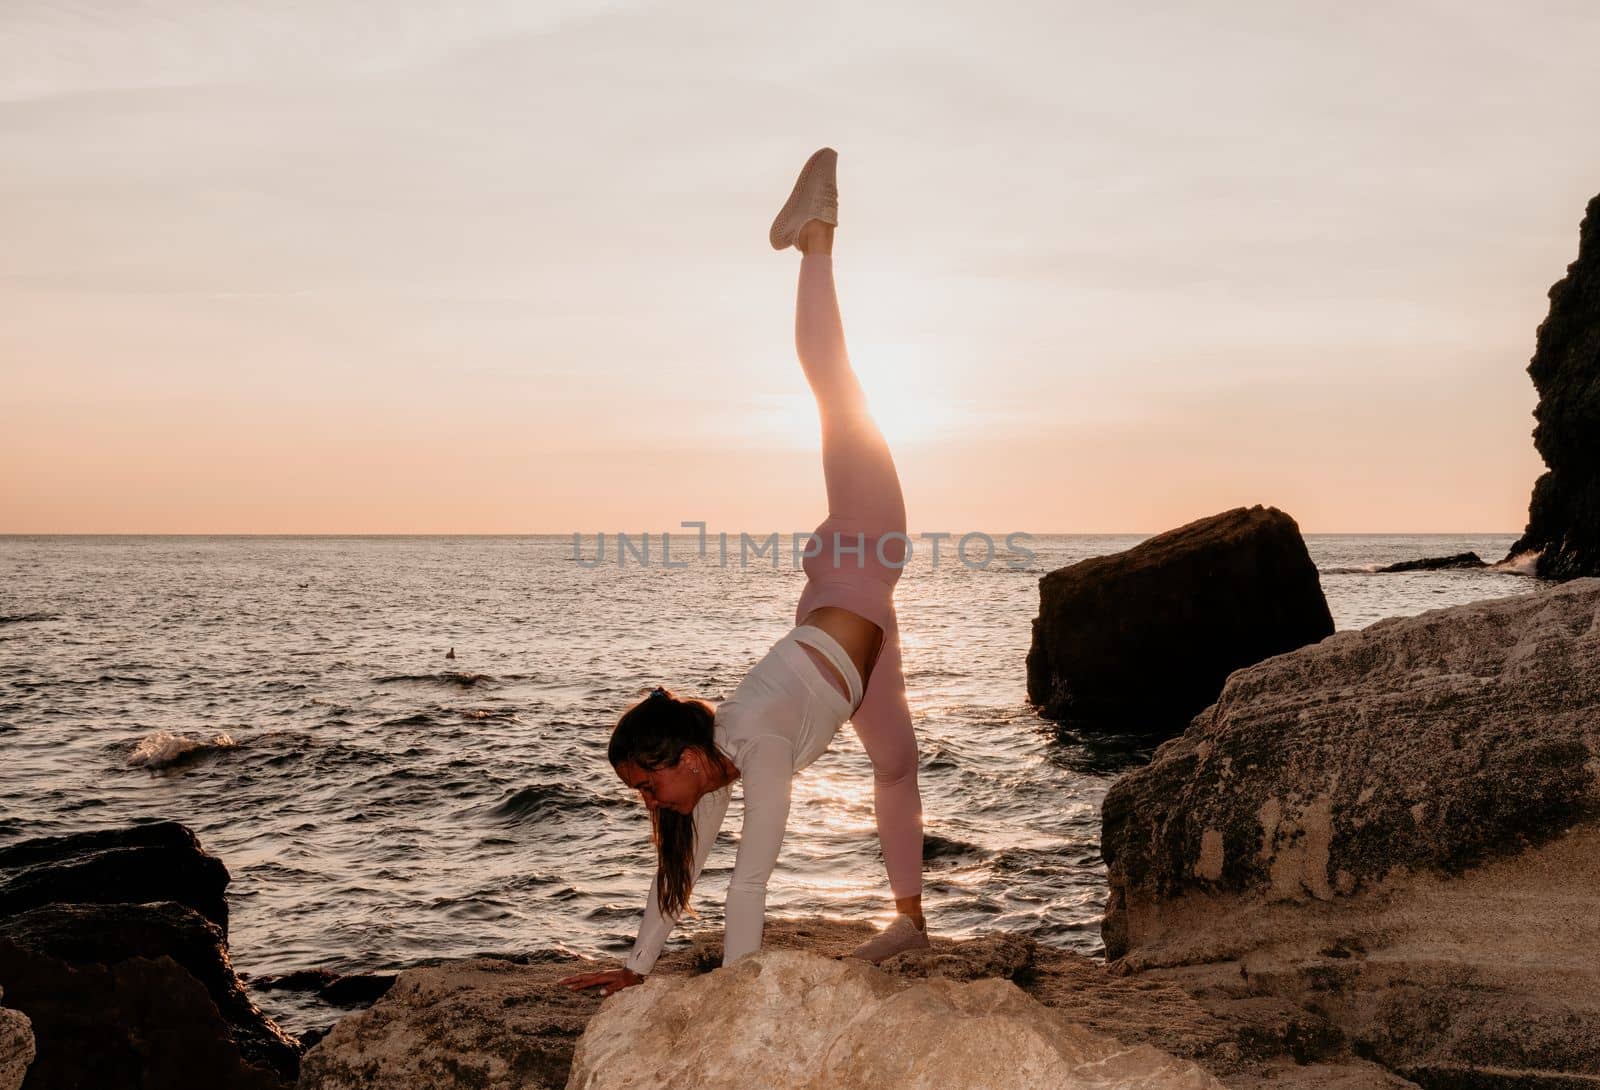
<box><xmin>252</xmin><ymin>968</ymin><xmax>340</xmax><ymax>993</ymax></box>
<box><xmin>1506</xmin><ymin>192</ymin><xmax>1600</xmax><ymax>580</ymax></box>
<box><xmin>252</xmin><ymin>966</ymin><xmax>394</xmax><ymax>1007</ymax></box>
<box><xmin>0</xmin><ymin>821</ymin><xmax>230</xmax><ymax>934</ymax></box>
<box><xmin>1101</xmin><ymin>578</ymin><xmax>1600</xmax><ymax>1084</ymax></box>
<box><xmin>0</xmin><ymin>901</ymin><xmax>300</xmax><ymax>1088</ymax></box>
<box><xmin>317</xmin><ymin>973</ymin><xmax>396</xmax><ymax>1007</ymax></box>
<box><xmin>1373</xmin><ymin>551</ymin><xmax>1487</xmax><ymax>573</ymax></box>
<box><xmin>1026</xmin><ymin>505</ymin><xmax>1333</xmax><ymax>735</ymax></box>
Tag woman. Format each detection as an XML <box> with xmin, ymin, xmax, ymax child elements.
<box><xmin>559</xmin><ymin>148</ymin><xmax>926</xmax><ymax>998</ymax></box>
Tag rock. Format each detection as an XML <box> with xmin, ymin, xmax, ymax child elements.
<box><xmin>0</xmin><ymin>820</ymin><xmax>230</xmax><ymax>933</ymax></box>
<box><xmin>0</xmin><ymin>988</ymin><xmax>35</xmax><ymax>1090</ymax></box>
<box><xmin>0</xmin><ymin>822</ymin><xmax>300</xmax><ymax>1088</ymax></box>
<box><xmin>299</xmin><ymin>920</ymin><xmax>1250</xmax><ymax>1089</ymax></box>
<box><xmin>567</xmin><ymin>949</ymin><xmax>1224</xmax><ymax>1090</ymax></box>
<box><xmin>300</xmin><ymin>916</ymin><xmax>1452</xmax><ymax>1088</ymax></box>
<box><xmin>252</xmin><ymin>968</ymin><xmax>396</xmax><ymax>1007</ymax></box>
<box><xmin>1372</xmin><ymin>552</ymin><xmax>1486</xmax><ymax>573</ymax></box>
<box><xmin>0</xmin><ymin>901</ymin><xmax>300</xmax><ymax>1088</ymax></box>
<box><xmin>1505</xmin><ymin>192</ymin><xmax>1600</xmax><ymax>581</ymax></box>
<box><xmin>1225</xmin><ymin>1058</ymin><xmax>1422</xmax><ymax>1089</ymax></box>
<box><xmin>317</xmin><ymin>973</ymin><xmax>397</xmax><ymax>1007</ymax></box>
<box><xmin>1027</xmin><ymin>506</ymin><xmax>1334</xmax><ymax>734</ymax></box>
<box><xmin>1101</xmin><ymin>578</ymin><xmax>1600</xmax><ymax>1084</ymax></box>
<box><xmin>298</xmin><ymin>953</ymin><xmax>605</xmax><ymax>1090</ymax></box>
<box><xmin>252</xmin><ymin>968</ymin><xmax>341</xmax><ymax>992</ymax></box>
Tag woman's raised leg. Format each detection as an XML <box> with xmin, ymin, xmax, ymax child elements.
<box><xmin>794</xmin><ymin>234</ymin><xmax>905</xmax><ymax>538</ymax></box>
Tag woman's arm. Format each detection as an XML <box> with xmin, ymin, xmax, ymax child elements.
<box><xmin>621</xmin><ymin>784</ymin><xmax>731</xmax><ymax>976</ymax></box>
<box><xmin>721</xmin><ymin>735</ymin><xmax>795</xmax><ymax>966</ymax></box>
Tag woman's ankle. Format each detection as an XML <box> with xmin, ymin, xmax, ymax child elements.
<box><xmin>796</xmin><ymin>220</ymin><xmax>834</xmax><ymax>255</ymax></box>
<box><xmin>895</xmin><ymin>896</ymin><xmax>924</xmax><ymax>931</ymax></box>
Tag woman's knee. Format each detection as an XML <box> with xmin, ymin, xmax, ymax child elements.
<box><xmin>864</xmin><ymin>728</ymin><xmax>919</xmax><ymax>787</ymax></box>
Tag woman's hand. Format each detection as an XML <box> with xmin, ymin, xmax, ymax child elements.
<box><xmin>556</xmin><ymin>967</ymin><xmax>643</xmax><ymax>996</ymax></box>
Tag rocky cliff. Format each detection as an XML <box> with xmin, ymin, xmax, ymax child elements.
<box><xmin>1102</xmin><ymin>579</ymin><xmax>1600</xmax><ymax>1086</ymax></box>
<box><xmin>1507</xmin><ymin>193</ymin><xmax>1600</xmax><ymax>580</ymax></box>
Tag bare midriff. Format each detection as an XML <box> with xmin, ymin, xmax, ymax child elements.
<box><xmin>799</xmin><ymin>605</ymin><xmax>884</xmax><ymax>699</ymax></box>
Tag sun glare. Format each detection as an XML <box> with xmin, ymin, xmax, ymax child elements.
<box><xmin>745</xmin><ymin>341</ymin><xmax>957</xmax><ymax>449</ymax></box>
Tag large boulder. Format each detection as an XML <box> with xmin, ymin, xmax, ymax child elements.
<box><xmin>1027</xmin><ymin>506</ymin><xmax>1334</xmax><ymax>734</ymax></box>
<box><xmin>567</xmin><ymin>949</ymin><xmax>1222</xmax><ymax>1090</ymax></box>
<box><xmin>0</xmin><ymin>988</ymin><xmax>34</xmax><ymax>1090</ymax></box>
<box><xmin>299</xmin><ymin>917</ymin><xmax>1424</xmax><ymax>1089</ymax></box>
<box><xmin>0</xmin><ymin>820</ymin><xmax>230</xmax><ymax>932</ymax></box>
<box><xmin>1101</xmin><ymin>579</ymin><xmax>1600</xmax><ymax>1086</ymax></box>
<box><xmin>0</xmin><ymin>823</ymin><xmax>299</xmax><ymax>1088</ymax></box>
<box><xmin>300</xmin><ymin>915</ymin><xmax>1267</xmax><ymax>1088</ymax></box>
<box><xmin>0</xmin><ymin>901</ymin><xmax>300</xmax><ymax>1089</ymax></box>
<box><xmin>1506</xmin><ymin>192</ymin><xmax>1600</xmax><ymax>580</ymax></box>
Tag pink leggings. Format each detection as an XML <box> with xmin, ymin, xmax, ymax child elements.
<box><xmin>790</xmin><ymin>252</ymin><xmax>922</xmax><ymax>902</ymax></box>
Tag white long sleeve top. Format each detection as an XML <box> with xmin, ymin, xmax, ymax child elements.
<box><xmin>622</xmin><ymin>633</ymin><xmax>853</xmax><ymax>975</ymax></box>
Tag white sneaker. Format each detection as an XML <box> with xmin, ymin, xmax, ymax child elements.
<box><xmin>769</xmin><ymin>147</ymin><xmax>838</xmax><ymax>250</ymax></box>
<box><xmin>848</xmin><ymin>914</ymin><xmax>930</xmax><ymax>964</ymax></box>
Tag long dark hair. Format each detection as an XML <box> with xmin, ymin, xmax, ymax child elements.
<box><xmin>608</xmin><ymin>686</ymin><xmax>720</xmax><ymax>918</ymax></box>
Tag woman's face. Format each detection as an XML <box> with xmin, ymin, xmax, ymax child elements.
<box><xmin>615</xmin><ymin>752</ymin><xmax>701</xmax><ymax>816</ymax></box>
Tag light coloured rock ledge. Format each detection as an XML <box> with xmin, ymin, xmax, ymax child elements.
<box><xmin>297</xmin><ymin>918</ymin><xmax>1419</xmax><ymax>1089</ymax></box>
<box><xmin>568</xmin><ymin>948</ymin><xmax>1223</xmax><ymax>1090</ymax></box>
<box><xmin>1102</xmin><ymin>579</ymin><xmax>1600</xmax><ymax>1086</ymax></box>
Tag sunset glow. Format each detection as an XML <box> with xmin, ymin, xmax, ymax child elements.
<box><xmin>4</xmin><ymin>2</ymin><xmax>1597</xmax><ymax>533</ymax></box>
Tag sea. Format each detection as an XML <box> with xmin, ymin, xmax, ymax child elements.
<box><xmin>0</xmin><ymin>533</ymin><xmax>1536</xmax><ymax>1034</ymax></box>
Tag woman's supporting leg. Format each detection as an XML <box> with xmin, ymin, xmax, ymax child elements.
<box><xmin>849</xmin><ymin>614</ymin><xmax>924</xmax><ymax>911</ymax></box>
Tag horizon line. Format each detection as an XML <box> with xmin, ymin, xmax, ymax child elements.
<box><xmin>0</xmin><ymin>530</ymin><xmax>1525</xmax><ymax>539</ymax></box>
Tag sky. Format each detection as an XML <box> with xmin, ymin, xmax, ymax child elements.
<box><xmin>3</xmin><ymin>0</ymin><xmax>1598</xmax><ymax>534</ymax></box>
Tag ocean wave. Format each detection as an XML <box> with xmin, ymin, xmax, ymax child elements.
<box><xmin>1495</xmin><ymin>549</ymin><xmax>1541</xmax><ymax>577</ymax></box>
<box><xmin>460</xmin><ymin>707</ymin><xmax>519</xmax><ymax>722</ymax></box>
<box><xmin>922</xmin><ymin>832</ymin><xmax>990</xmax><ymax>866</ymax></box>
<box><xmin>379</xmin><ymin>712</ymin><xmax>437</xmax><ymax>727</ymax></box>
<box><xmin>126</xmin><ymin>730</ymin><xmax>238</xmax><ymax>770</ymax></box>
<box><xmin>0</xmin><ymin>612</ymin><xmax>57</xmax><ymax>625</ymax></box>
<box><xmin>487</xmin><ymin>782</ymin><xmax>609</xmax><ymax>823</ymax></box>
<box><xmin>374</xmin><ymin>672</ymin><xmax>492</xmax><ymax>687</ymax></box>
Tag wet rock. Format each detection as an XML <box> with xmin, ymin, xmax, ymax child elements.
<box><xmin>252</xmin><ymin>968</ymin><xmax>395</xmax><ymax>1007</ymax></box>
<box><xmin>572</xmin><ymin>949</ymin><xmax>1225</xmax><ymax>1090</ymax></box>
<box><xmin>0</xmin><ymin>901</ymin><xmax>299</xmax><ymax>1088</ymax></box>
<box><xmin>1101</xmin><ymin>578</ymin><xmax>1600</xmax><ymax>1084</ymax></box>
<box><xmin>317</xmin><ymin>974</ymin><xmax>397</xmax><ymax>1007</ymax></box>
<box><xmin>0</xmin><ymin>987</ymin><xmax>35</xmax><ymax>1090</ymax></box>
<box><xmin>1507</xmin><ymin>192</ymin><xmax>1600</xmax><ymax>580</ymax></box>
<box><xmin>0</xmin><ymin>820</ymin><xmax>230</xmax><ymax>932</ymax></box>
<box><xmin>1027</xmin><ymin>505</ymin><xmax>1334</xmax><ymax>735</ymax></box>
<box><xmin>1372</xmin><ymin>552</ymin><xmax>1486</xmax><ymax>573</ymax></box>
<box><xmin>252</xmin><ymin>968</ymin><xmax>341</xmax><ymax>992</ymax></box>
